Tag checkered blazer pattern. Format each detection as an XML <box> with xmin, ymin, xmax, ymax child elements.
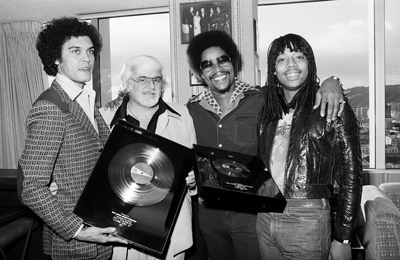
<box><xmin>18</xmin><ymin>81</ymin><xmax>112</xmax><ymax>259</ymax></box>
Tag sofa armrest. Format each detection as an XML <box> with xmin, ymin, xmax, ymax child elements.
<box><xmin>379</xmin><ymin>182</ymin><xmax>400</xmax><ymax>210</ymax></box>
<box><xmin>360</xmin><ymin>185</ymin><xmax>388</xmax><ymax>222</ymax></box>
<box><xmin>362</xmin><ymin>192</ymin><xmax>400</xmax><ymax>260</ymax></box>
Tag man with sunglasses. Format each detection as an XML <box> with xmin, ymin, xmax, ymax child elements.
<box><xmin>185</xmin><ymin>30</ymin><xmax>345</xmax><ymax>260</ymax></box>
<box><xmin>100</xmin><ymin>55</ymin><xmax>196</xmax><ymax>260</ymax></box>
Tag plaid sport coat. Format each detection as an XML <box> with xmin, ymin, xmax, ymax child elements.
<box><xmin>18</xmin><ymin>81</ymin><xmax>111</xmax><ymax>259</ymax></box>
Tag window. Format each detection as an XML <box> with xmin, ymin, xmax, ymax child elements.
<box><xmin>96</xmin><ymin>12</ymin><xmax>171</xmax><ymax>104</ymax></box>
<box><xmin>258</xmin><ymin>0</ymin><xmax>400</xmax><ymax>170</ymax></box>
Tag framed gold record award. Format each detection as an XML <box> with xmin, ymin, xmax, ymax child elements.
<box><xmin>74</xmin><ymin>120</ymin><xmax>194</xmax><ymax>257</ymax></box>
<box><xmin>192</xmin><ymin>144</ymin><xmax>286</xmax><ymax>213</ymax></box>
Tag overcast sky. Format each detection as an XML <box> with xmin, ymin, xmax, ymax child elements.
<box><xmin>258</xmin><ymin>0</ymin><xmax>400</xmax><ymax>89</ymax></box>
<box><xmin>107</xmin><ymin>0</ymin><xmax>399</xmax><ymax>99</ymax></box>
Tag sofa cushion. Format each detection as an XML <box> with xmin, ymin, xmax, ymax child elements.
<box><xmin>363</xmin><ymin>197</ymin><xmax>400</xmax><ymax>260</ymax></box>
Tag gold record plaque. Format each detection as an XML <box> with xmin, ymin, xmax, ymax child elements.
<box><xmin>108</xmin><ymin>143</ymin><xmax>174</xmax><ymax>206</ymax></box>
<box><xmin>192</xmin><ymin>144</ymin><xmax>287</xmax><ymax>213</ymax></box>
<box><xmin>74</xmin><ymin>120</ymin><xmax>194</xmax><ymax>257</ymax></box>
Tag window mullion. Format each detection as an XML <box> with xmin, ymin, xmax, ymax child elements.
<box><xmin>370</xmin><ymin>0</ymin><xmax>386</xmax><ymax>169</ymax></box>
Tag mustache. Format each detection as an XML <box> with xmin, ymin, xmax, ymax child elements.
<box><xmin>210</xmin><ymin>70</ymin><xmax>229</xmax><ymax>78</ymax></box>
<box><xmin>143</xmin><ymin>90</ymin><xmax>158</xmax><ymax>94</ymax></box>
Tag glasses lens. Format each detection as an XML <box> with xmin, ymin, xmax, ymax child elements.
<box><xmin>200</xmin><ymin>60</ymin><xmax>213</xmax><ymax>71</ymax></box>
<box><xmin>200</xmin><ymin>55</ymin><xmax>231</xmax><ymax>72</ymax></box>
<box><xmin>153</xmin><ymin>77</ymin><xmax>163</xmax><ymax>85</ymax></box>
<box><xmin>137</xmin><ymin>78</ymin><xmax>148</xmax><ymax>85</ymax></box>
<box><xmin>134</xmin><ymin>77</ymin><xmax>163</xmax><ymax>87</ymax></box>
<box><xmin>217</xmin><ymin>55</ymin><xmax>231</xmax><ymax>66</ymax></box>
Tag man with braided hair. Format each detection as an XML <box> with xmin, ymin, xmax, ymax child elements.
<box><xmin>257</xmin><ymin>33</ymin><xmax>362</xmax><ymax>260</ymax></box>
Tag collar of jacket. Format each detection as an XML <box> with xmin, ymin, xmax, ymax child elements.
<box><xmin>188</xmin><ymin>82</ymin><xmax>261</xmax><ymax>104</ymax></box>
<box><xmin>110</xmin><ymin>97</ymin><xmax>180</xmax><ymax>131</ymax></box>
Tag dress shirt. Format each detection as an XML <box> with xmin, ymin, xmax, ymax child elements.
<box><xmin>55</xmin><ymin>73</ymin><xmax>98</xmax><ymax>133</ymax></box>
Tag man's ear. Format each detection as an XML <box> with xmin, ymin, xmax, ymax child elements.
<box><xmin>55</xmin><ymin>60</ymin><xmax>60</xmax><ymax>65</ymax></box>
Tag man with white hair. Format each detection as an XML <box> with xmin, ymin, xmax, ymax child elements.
<box><xmin>101</xmin><ymin>55</ymin><xmax>196</xmax><ymax>260</ymax></box>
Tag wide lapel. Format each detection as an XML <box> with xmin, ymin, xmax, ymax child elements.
<box><xmin>155</xmin><ymin>110</ymin><xmax>169</xmax><ymax>135</ymax></box>
<box><xmin>95</xmin><ymin>108</ymin><xmax>110</xmax><ymax>145</ymax></box>
<box><xmin>52</xmin><ymin>81</ymin><xmax>103</xmax><ymax>143</ymax></box>
<box><xmin>155</xmin><ymin>109</ymin><xmax>182</xmax><ymax>136</ymax></box>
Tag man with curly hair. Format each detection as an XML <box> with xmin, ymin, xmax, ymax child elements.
<box><xmin>18</xmin><ymin>17</ymin><xmax>126</xmax><ymax>260</ymax></box>
<box><xmin>185</xmin><ymin>30</ymin><xmax>345</xmax><ymax>260</ymax></box>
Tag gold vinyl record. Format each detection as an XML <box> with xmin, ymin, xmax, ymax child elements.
<box><xmin>108</xmin><ymin>143</ymin><xmax>174</xmax><ymax>206</ymax></box>
<box><xmin>212</xmin><ymin>159</ymin><xmax>251</xmax><ymax>178</ymax></box>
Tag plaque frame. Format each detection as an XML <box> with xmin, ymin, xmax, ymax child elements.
<box><xmin>74</xmin><ymin>120</ymin><xmax>194</xmax><ymax>256</ymax></box>
<box><xmin>192</xmin><ymin>144</ymin><xmax>286</xmax><ymax>213</ymax></box>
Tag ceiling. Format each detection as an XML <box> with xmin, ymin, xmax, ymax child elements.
<box><xmin>0</xmin><ymin>0</ymin><xmax>169</xmax><ymax>24</ymax></box>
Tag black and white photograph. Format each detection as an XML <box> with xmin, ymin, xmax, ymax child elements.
<box><xmin>0</xmin><ymin>0</ymin><xmax>399</xmax><ymax>259</ymax></box>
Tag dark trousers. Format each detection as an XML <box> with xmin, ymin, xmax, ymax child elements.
<box><xmin>185</xmin><ymin>200</ymin><xmax>209</xmax><ymax>260</ymax></box>
<box><xmin>198</xmin><ymin>203</ymin><xmax>261</xmax><ymax>260</ymax></box>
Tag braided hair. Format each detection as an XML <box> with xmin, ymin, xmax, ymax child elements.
<box><xmin>260</xmin><ymin>33</ymin><xmax>319</xmax><ymax>122</ymax></box>
<box><xmin>258</xmin><ymin>34</ymin><xmax>319</xmax><ymax>159</ymax></box>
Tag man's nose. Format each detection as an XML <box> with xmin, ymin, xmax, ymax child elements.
<box><xmin>212</xmin><ymin>62</ymin><xmax>223</xmax><ymax>71</ymax></box>
<box><xmin>287</xmin><ymin>58</ymin><xmax>297</xmax><ymax>68</ymax></box>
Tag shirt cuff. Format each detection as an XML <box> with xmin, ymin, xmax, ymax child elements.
<box><xmin>73</xmin><ymin>224</ymin><xmax>85</xmax><ymax>238</ymax></box>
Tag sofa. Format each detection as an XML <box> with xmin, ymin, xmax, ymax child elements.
<box><xmin>0</xmin><ymin>169</ymin><xmax>42</xmax><ymax>260</ymax></box>
<box><xmin>359</xmin><ymin>183</ymin><xmax>400</xmax><ymax>260</ymax></box>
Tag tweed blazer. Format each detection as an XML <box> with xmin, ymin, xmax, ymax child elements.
<box><xmin>18</xmin><ymin>81</ymin><xmax>111</xmax><ymax>260</ymax></box>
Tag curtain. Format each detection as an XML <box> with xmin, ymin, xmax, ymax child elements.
<box><xmin>0</xmin><ymin>21</ymin><xmax>44</xmax><ymax>169</ymax></box>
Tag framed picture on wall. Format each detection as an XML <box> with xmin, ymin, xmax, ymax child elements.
<box><xmin>190</xmin><ymin>71</ymin><xmax>206</xmax><ymax>86</ymax></box>
<box><xmin>180</xmin><ymin>1</ymin><xmax>231</xmax><ymax>44</ymax></box>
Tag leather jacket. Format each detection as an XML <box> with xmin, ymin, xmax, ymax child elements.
<box><xmin>259</xmin><ymin>100</ymin><xmax>363</xmax><ymax>241</ymax></box>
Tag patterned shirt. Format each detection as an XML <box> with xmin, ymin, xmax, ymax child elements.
<box><xmin>270</xmin><ymin>109</ymin><xmax>294</xmax><ymax>194</ymax></box>
<box><xmin>189</xmin><ymin>79</ymin><xmax>259</xmax><ymax>117</ymax></box>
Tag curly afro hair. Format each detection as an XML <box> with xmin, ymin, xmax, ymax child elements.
<box><xmin>186</xmin><ymin>30</ymin><xmax>241</xmax><ymax>77</ymax></box>
<box><xmin>36</xmin><ymin>17</ymin><xmax>102</xmax><ymax>76</ymax></box>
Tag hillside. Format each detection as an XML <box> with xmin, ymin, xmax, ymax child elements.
<box><xmin>346</xmin><ymin>84</ymin><xmax>400</xmax><ymax>108</ymax></box>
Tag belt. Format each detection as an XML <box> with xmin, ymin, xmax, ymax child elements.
<box><xmin>286</xmin><ymin>198</ymin><xmax>327</xmax><ymax>208</ymax></box>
